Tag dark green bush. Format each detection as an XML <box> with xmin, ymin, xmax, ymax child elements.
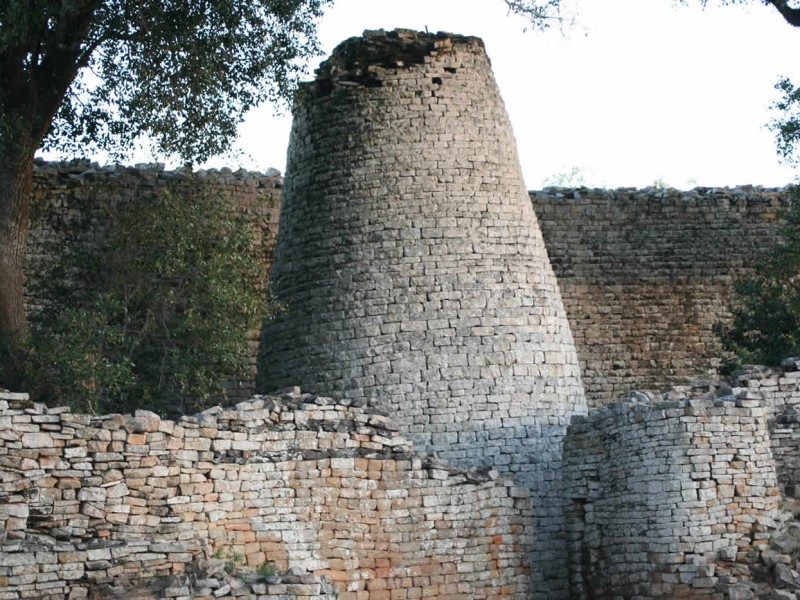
<box><xmin>15</xmin><ymin>188</ymin><xmax>265</xmax><ymax>416</ymax></box>
<box><xmin>715</xmin><ymin>187</ymin><xmax>800</xmax><ymax>367</ymax></box>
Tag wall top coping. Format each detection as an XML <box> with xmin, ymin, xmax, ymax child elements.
<box><xmin>530</xmin><ymin>185</ymin><xmax>789</xmax><ymax>204</ymax></box>
<box><xmin>569</xmin><ymin>358</ymin><xmax>800</xmax><ymax>427</ymax></box>
<box><xmin>0</xmin><ymin>387</ymin><xmax>513</xmax><ymax>486</ymax></box>
<box><xmin>569</xmin><ymin>393</ymin><xmax>765</xmax><ymax>429</ymax></box>
<box><xmin>32</xmin><ymin>160</ymin><xmax>789</xmax><ymax>200</ymax></box>
<box><xmin>32</xmin><ymin>158</ymin><xmax>283</xmax><ymax>187</ymax></box>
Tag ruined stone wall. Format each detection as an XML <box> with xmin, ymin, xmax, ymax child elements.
<box><xmin>729</xmin><ymin>360</ymin><xmax>800</xmax><ymax>498</ymax></box>
<box><xmin>770</xmin><ymin>415</ymin><xmax>800</xmax><ymax>499</ymax></box>
<box><xmin>25</xmin><ymin>160</ymin><xmax>282</xmax><ymax>401</ymax></box>
<box><xmin>734</xmin><ymin>360</ymin><xmax>800</xmax><ymax>418</ymax></box>
<box><xmin>530</xmin><ymin>186</ymin><xmax>787</xmax><ymax>406</ymax></box>
<box><xmin>0</xmin><ymin>389</ymin><xmax>532</xmax><ymax>600</ymax></box>
<box><xmin>258</xmin><ymin>30</ymin><xmax>586</xmax><ymax>597</ymax></box>
<box><xmin>563</xmin><ymin>395</ymin><xmax>781</xmax><ymax>599</ymax></box>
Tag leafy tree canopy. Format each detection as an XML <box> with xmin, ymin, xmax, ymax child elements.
<box><xmin>0</xmin><ymin>0</ymin><xmax>331</xmax><ymax>163</ymax></box>
<box><xmin>0</xmin><ymin>0</ymin><xmax>331</xmax><ymax>345</ymax></box>
<box><xmin>715</xmin><ymin>47</ymin><xmax>800</xmax><ymax>369</ymax></box>
<box><xmin>772</xmin><ymin>78</ymin><xmax>800</xmax><ymax>167</ymax></box>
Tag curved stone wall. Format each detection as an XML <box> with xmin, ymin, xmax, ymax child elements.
<box><xmin>563</xmin><ymin>394</ymin><xmax>781</xmax><ymax>598</ymax></box>
<box><xmin>258</xmin><ymin>29</ymin><xmax>586</xmax><ymax>596</ymax></box>
<box><xmin>0</xmin><ymin>389</ymin><xmax>532</xmax><ymax>599</ymax></box>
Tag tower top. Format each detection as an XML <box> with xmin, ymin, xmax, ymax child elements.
<box><xmin>301</xmin><ymin>28</ymin><xmax>486</xmax><ymax>96</ymax></box>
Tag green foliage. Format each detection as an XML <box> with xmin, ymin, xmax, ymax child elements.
<box><xmin>257</xmin><ymin>560</ymin><xmax>276</xmax><ymax>578</ymax></box>
<box><xmin>0</xmin><ymin>0</ymin><xmax>332</xmax><ymax>163</ymax></box>
<box><xmin>17</xmin><ymin>187</ymin><xmax>265</xmax><ymax>416</ymax></box>
<box><xmin>715</xmin><ymin>70</ymin><xmax>800</xmax><ymax>368</ymax></box>
<box><xmin>715</xmin><ymin>188</ymin><xmax>800</xmax><ymax>366</ymax></box>
<box><xmin>771</xmin><ymin>77</ymin><xmax>800</xmax><ymax>167</ymax></box>
<box><xmin>0</xmin><ymin>0</ymin><xmax>329</xmax><ymax>346</ymax></box>
<box><xmin>212</xmin><ymin>535</ymin><xmax>245</xmax><ymax>574</ymax></box>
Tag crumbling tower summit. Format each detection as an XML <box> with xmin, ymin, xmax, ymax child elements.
<box><xmin>258</xmin><ymin>29</ymin><xmax>587</xmax><ymax>595</ymax></box>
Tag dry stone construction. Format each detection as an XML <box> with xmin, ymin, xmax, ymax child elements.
<box><xmin>3</xmin><ymin>28</ymin><xmax>800</xmax><ymax>600</ymax></box>
<box><xmin>256</xmin><ymin>29</ymin><xmax>586</xmax><ymax>596</ymax></box>
<box><xmin>0</xmin><ymin>388</ymin><xmax>532</xmax><ymax>599</ymax></box>
<box><xmin>531</xmin><ymin>185</ymin><xmax>787</xmax><ymax>405</ymax></box>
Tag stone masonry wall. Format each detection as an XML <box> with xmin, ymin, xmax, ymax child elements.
<box><xmin>0</xmin><ymin>389</ymin><xmax>532</xmax><ymax>600</ymax></box>
<box><xmin>258</xmin><ymin>30</ymin><xmax>586</xmax><ymax>597</ymax></box>
<box><xmin>729</xmin><ymin>359</ymin><xmax>800</xmax><ymax>498</ymax></box>
<box><xmin>25</xmin><ymin>160</ymin><xmax>282</xmax><ymax>401</ymax></box>
<box><xmin>25</xmin><ymin>171</ymin><xmax>791</xmax><ymax>410</ymax></box>
<box><xmin>530</xmin><ymin>186</ymin><xmax>787</xmax><ymax>406</ymax></box>
<box><xmin>563</xmin><ymin>394</ymin><xmax>781</xmax><ymax>599</ymax></box>
<box><xmin>770</xmin><ymin>412</ymin><xmax>800</xmax><ymax>499</ymax></box>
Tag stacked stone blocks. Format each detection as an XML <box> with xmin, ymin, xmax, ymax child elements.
<box><xmin>0</xmin><ymin>389</ymin><xmax>532</xmax><ymax>599</ymax></box>
<box><xmin>730</xmin><ymin>360</ymin><xmax>800</xmax><ymax>498</ymax></box>
<box><xmin>564</xmin><ymin>393</ymin><xmax>781</xmax><ymax>599</ymax></box>
<box><xmin>530</xmin><ymin>186</ymin><xmax>787</xmax><ymax>405</ymax></box>
<box><xmin>22</xmin><ymin>168</ymin><xmax>792</xmax><ymax>410</ymax></box>
<box><xmin>257</xmin><ymin>29</ymin><xmax>586</xmax><ymax>597</ymax></box>
<box><xmin>10</xmin><ymin>28</ymin><xmax>800</xmax><ymax>600</ymax></box>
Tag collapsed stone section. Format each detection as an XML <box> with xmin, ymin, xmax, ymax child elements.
<box><xmin>258</xmin><ymin>29</ymin><xmax>586</xmax><ymax>595</ymax></box>
<box><xmin>306</xmin><ymin>28</ymin><xmax>478</xmax><ymax>94</ymax></box>
<box><xmin>563</xmin><ymin>393</ymin><xmax>781</xmax><ymax>599</ymax></box>
<box><xmin>0</xmin><ymin>390</ymin><xmax>532</xmax><ymax>599</ymax></box>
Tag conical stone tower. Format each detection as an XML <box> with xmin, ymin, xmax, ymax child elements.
<box><xmin>258</xmin><ymin>29</ymin><xmax>586</xmax><ymax>596</ymax></box>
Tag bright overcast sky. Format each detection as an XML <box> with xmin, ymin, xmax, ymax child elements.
<box><xmin>50</xmin><ymin>0</ymin><xmax>800</xmax><ymax>189</ymax></box>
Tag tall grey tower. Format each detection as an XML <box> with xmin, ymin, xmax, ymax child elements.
<box><xmin>258</xmin><ymin>29</ymin><xmax>586</xmax><ymax>596</ymax></box>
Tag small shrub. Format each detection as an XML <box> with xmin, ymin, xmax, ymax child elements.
<box><xmin>213</xmin><ymin>536</ymin><xmax>244</xmax><ymax>574</ymax></box>
<box><xmin>257</xmin><ymin>560</ymin><xmax>276</xmax><ymax>578</ymax></box>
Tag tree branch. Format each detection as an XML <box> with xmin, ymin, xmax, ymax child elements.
<box><xmin>501</xmin><ymin>0</ymin><xmax>571</xmax><ymax>30</ymax></box>
<box><xmin>31</xmin><ymin>0</ymin><xmax>103</xmax><ymax>140</ymax></box>
<box><xmin>766</xmin><ymin>0</ymin><xmax>800</xmax><ymax>27</ymax></box>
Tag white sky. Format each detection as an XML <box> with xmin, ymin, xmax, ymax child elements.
<box><xmin>53</xmin><ymin>0</ymin><xmax>800</xmax><ymax>189</ymax></box>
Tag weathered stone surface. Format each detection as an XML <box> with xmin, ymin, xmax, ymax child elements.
<box><xmin>257</xmin><ymin>28</ymin><xmax>585</xmax><ymax>597</ymax></box>
<box><xmin>0</xmin><ymin>388</ymin><xmax>532</xmax><ymax>599</ymax></box>
<box><xmin>530</xmin><ymin>185</ymin><xmax>787</xmax><ymax>405</ymax></box>
<box><xmin>564</xmin><ymin>392</ymin><xmax>781</xmax><ymax>599</ymax></box>
<box><xmin>8</xmin><ymin>25</ymin><xmax>800</xmax><ymax>600</ymax></box>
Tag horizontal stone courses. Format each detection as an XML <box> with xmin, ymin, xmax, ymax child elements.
<box><xmin>531</xmin><ymin>187</ymin><xmax>789</xmax><ymax>405</ymax></box>
<box><xmin>33</xmin><ymin>158</ymin><xmax>283</xmax><ymax>186</ymax></box>
<box><xmin>564</xmin><ymin>385</ymin><xmax>782</xmax><ymax>599</ymax></box>
<box><xmin>0</xmin><ymin>388</ymin><xmax>532</xmax><ymax>599</ymax></box>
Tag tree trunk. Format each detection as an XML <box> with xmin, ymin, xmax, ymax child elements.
<box><xmin>0</xmin><ymin>150</ymin><xmax>35</xmax><ymax>345</ymax></box>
